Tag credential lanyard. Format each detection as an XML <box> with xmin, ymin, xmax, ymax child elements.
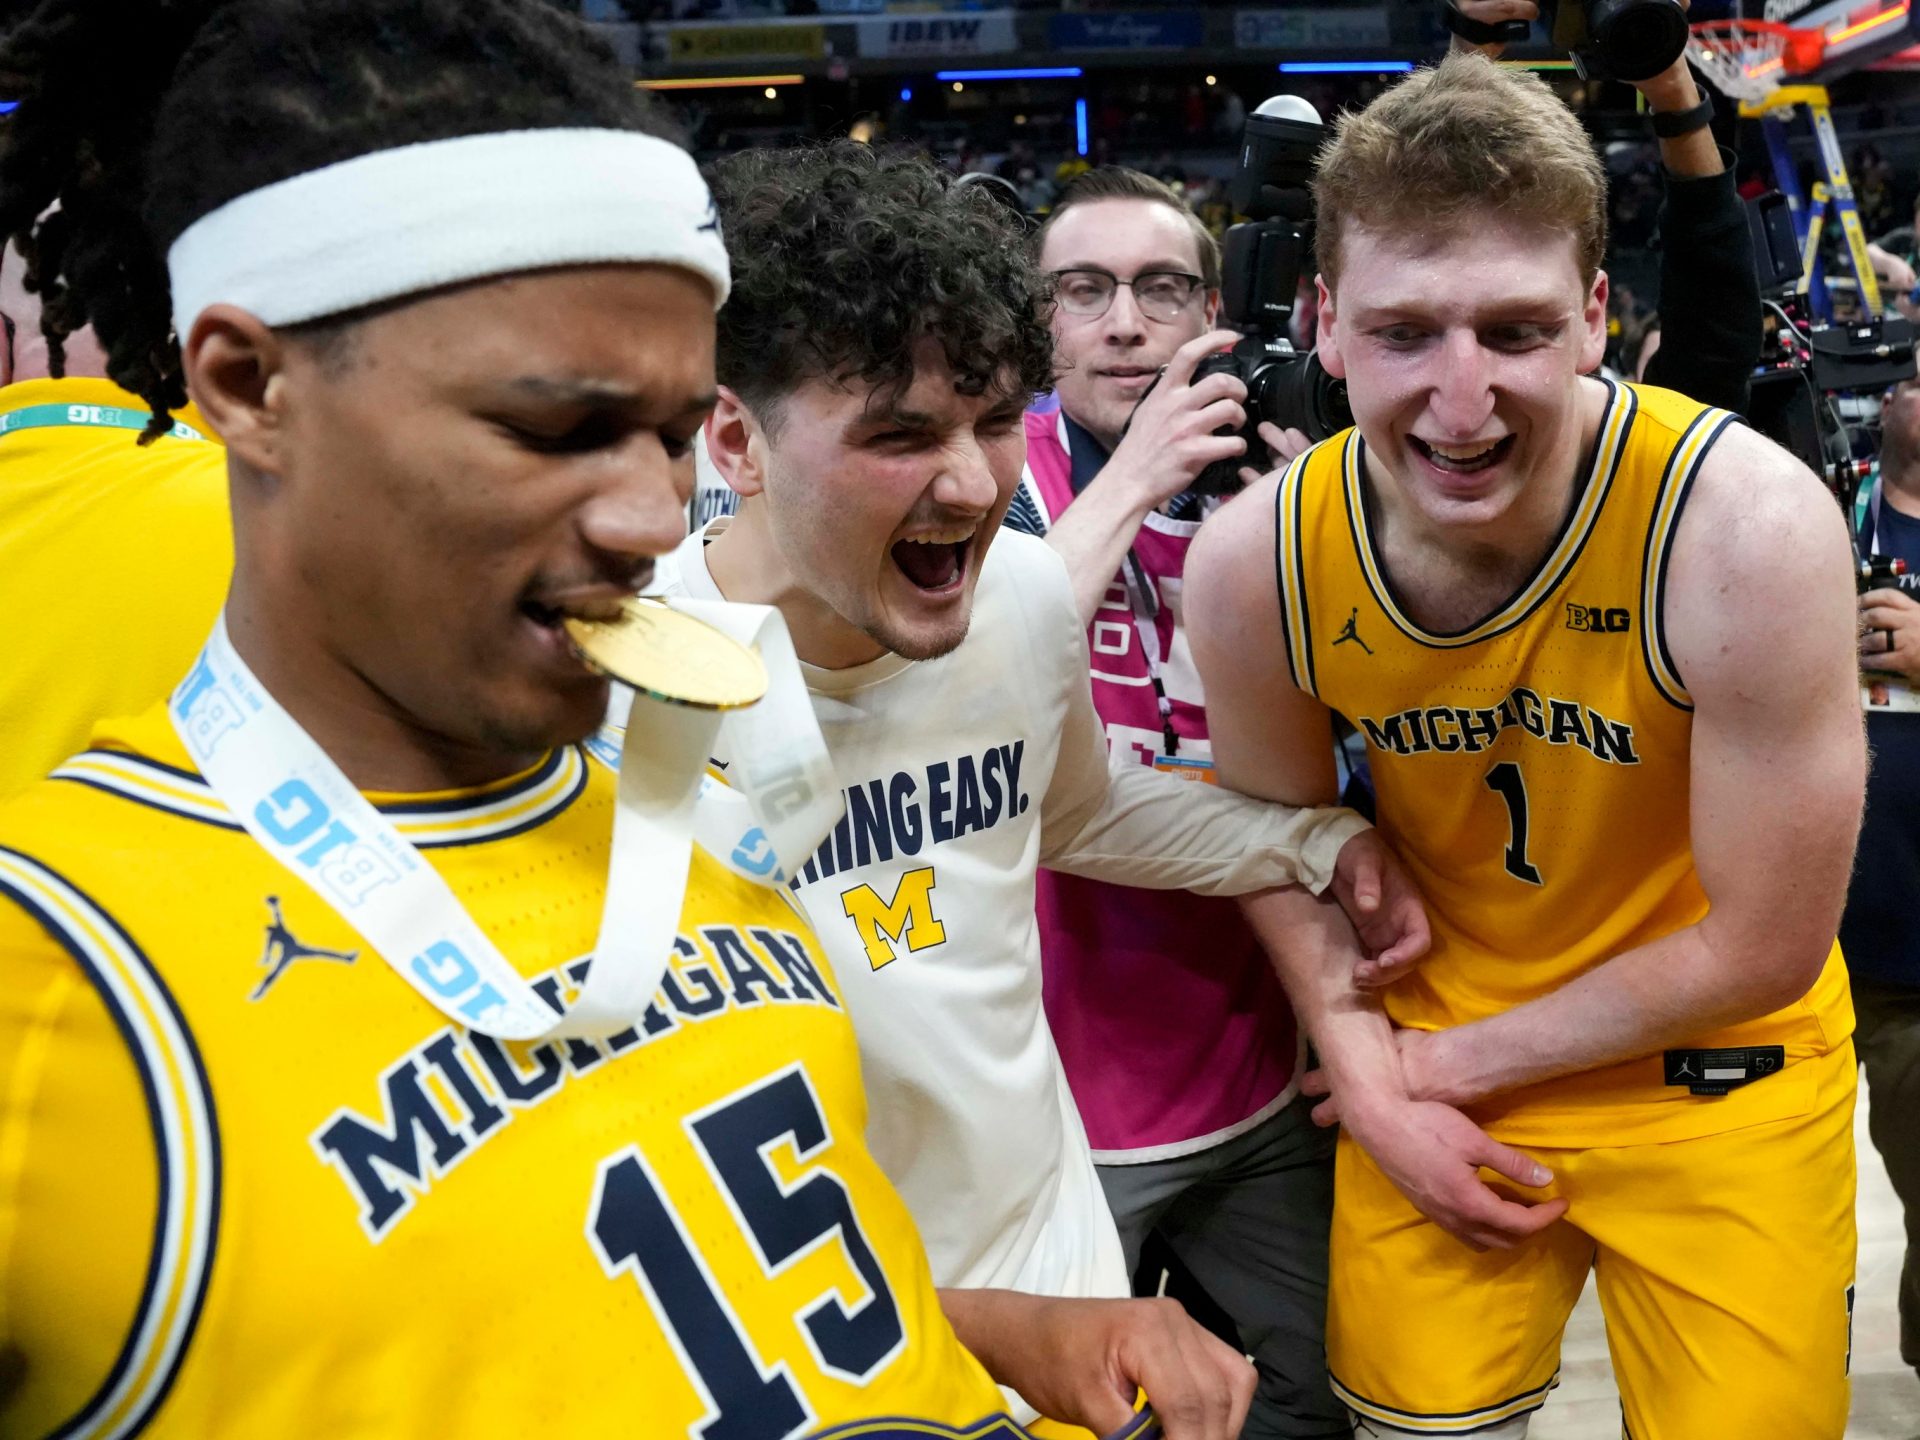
<box><xmin>1121</xmin><ymin>551</ymin><xmax>1181</xmax><ymax>758</ymax></box>
<box><xmin>0</xmin><ymin>402</ymin><xmax>207</xmax><ymax>442</ymax></box>
<box><xmin>170</xmin><ymin>605</ymin><xmax>840</xmax><ymax>1039</ymax></box>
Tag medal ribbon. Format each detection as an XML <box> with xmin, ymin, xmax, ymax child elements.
<box><xmin>171</xmin><ymin>604</ymin><xmax>839</xmax><ymax>1039</ymax></box>
<box><xmin>0</xmin><ymin>402</ymin><xmax>207</xmax><ymax>442</ymax></box>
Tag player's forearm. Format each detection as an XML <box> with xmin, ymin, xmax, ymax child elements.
<box><xmin>1421</xmin><ymin>922</ymin><xmax>1831</xmax><ymax>1103</ymax></box>
<box><xmin>1239</xmin><ymin>886</ymin><xmax>1406</xmax><ymax>1119</ymax></box>
<box><xmin>1042</xmin><ymin>466</ymin><xmax>1158</xmax><ymax>627</ymax></box>
<box><xmin>937</xmin><ymin>1287</ymin><xmax>1028</xmax><ymax>1382</ymax></box>
<box><xmin>1043</xmin><ymin>762</ymin><xmax>1368</xmax><ymax>896</ymax></box>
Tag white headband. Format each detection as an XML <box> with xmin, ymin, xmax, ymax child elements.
<box><xmin>166</xmin><ymin>128</ymin><xmax>730</xmax><ymax>336</ymax></box>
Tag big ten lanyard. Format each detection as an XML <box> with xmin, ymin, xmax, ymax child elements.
<box><xmin>0</xmin><ymin>402</ymin><xmax>207</xmax><ymax>442</ymax></box>
<box><xmin>170</xmin><ymin>604</ymin><xmax>840</xmax><ymax>1040</ymax></box>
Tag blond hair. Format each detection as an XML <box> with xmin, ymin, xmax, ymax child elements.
<box><xmin>1313</xmin><ymin>51</ymin><xmax>1606</xmax><ymax>291</ymax></box>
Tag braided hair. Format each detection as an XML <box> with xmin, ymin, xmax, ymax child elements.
<box><xmin>0</xmin><ymin>0</ymin><xmax>676</xmax><ymax>438</ymax></box>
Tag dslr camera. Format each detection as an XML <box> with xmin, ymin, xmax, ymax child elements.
<box><xmin>1185</xmin><ymin>95</ymin><xmax>1352</xmax><ymax>496</ymax></box>
<box><xmin>1444</xmin><ymin>0</ymin><xmax>1690</xmax><ymax>82</ymax></box>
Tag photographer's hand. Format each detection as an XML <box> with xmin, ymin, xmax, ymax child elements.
<box><xmin>1860</xmin><ymin>586</ymin><xmax>1920</xmax><ymax>680</ymax></box>
<box><xmin>1044</xmin><ymin>328</ymin><xmax>1246</xmax><ymax>625</ymax></box>
<box><xmin>1624</xmin><ymin>1</ymin><xmax>1723</xmax><ymax>180</ymax></box>
<box><xmin>1236</xmin><ymin>420</ymin><xmax>1314</xmax><ymax>488</ymax></box>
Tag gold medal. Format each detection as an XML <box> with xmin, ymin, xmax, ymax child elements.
<box><xmin>565</xmin><ymin>598</ymin><xmax>768</xmax><ymax>710</ymax></box>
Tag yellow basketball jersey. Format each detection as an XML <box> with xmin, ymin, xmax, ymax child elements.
<box><xmin>0</xmin><ymin>378</ymin><xmax>232</xmax><ymax>802</ymax></box>
<box><xmin>1277</xmin><ymin>380</ymin><xmax>1852</xmax><ymax>1147</ymax></box>
<box><xmin>0</xmin><ymin>706</ymin><xmax>1015</xmax><ymax>1438</ymax></box>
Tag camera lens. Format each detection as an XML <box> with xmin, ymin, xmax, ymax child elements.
<box><xmin>1586</xmin><ymin>0</ymin><xmax>1689</xmax><ymax>82</ymax></box>
<box><xmin>1253</xmin><ymin>351</ymin><xmax>1353</xmax><ymax>443</ymax></box>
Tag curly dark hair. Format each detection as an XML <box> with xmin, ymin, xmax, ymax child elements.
<box><xmin>710</xmin><ymin>141</ymin><xmax>1053</xmax><ymax>422</ymax></box>
<box><xmin>0</xmin><ymin>0</ymin><xmax>677</xmax><ymax>439</ymax></box>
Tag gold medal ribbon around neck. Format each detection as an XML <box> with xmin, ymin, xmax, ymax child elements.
<box><xmin>566</xmin><ymin>598</ymin><xmax>769</xmax><ymax>711</ymax></box>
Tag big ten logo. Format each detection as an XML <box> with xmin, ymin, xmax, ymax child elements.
<box><xmin>1564</xmin><ymin>603</ymin><xmax>1631</xmax><ymax>634</ymax></box>
<box><xmin>66</xmin><ymin>404</ymin><xmax>113</xmax><ymax>425</ymax></box>
<box><xmin>840</xmin><ymin>866</ymin><xmax>945</xmax><ymax>970</ymax></box>
<box><xmin>172</xmin><ymin>655</ymin><xmax>246</xmax><ymax>753</ymax></box>
<box><xmin>729</xmin><ymin>825</ymin><xmax>783</xmax><ymax>883</ymax></box>
<box><xmin>734</xmin><ymin>750</ymin><xmax>819</xmax><ymax>824</ymax></box>
<box><xmin>253</xmin><ymin>779</ymin><xmax>402</xmax><ymax>907</ymax></box>
<box><xmin>408</xmin><ymin>939</ymin><xmax>510</xmax><ymax>1028</ymax></box>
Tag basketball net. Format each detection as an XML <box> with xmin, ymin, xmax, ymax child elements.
<box><xmin>1686</xmin><ymin>18</ymin><xmax>1826</xmax><ymax>104</ymax></box>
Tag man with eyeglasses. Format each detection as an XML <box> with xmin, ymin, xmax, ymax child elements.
<box><xmin>1009</xmin><ymin>168</ymin><xmax>1358</xmax><ymax>1438</ymax></box>
<box><xmin>0</xmin><ymin>236</ymin><xmax>230</xmax><ymax>799</ymax></box>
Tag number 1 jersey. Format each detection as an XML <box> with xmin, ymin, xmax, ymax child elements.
<box><xmin>1276</xmin><ymin>380</ymin><xmax>1852</xmax><ymax>1147</ymax></box>
<box><xmin>0</xmin><ymin>704</ymin><xmax>1015</xmax><ymax>1439</ymax></box>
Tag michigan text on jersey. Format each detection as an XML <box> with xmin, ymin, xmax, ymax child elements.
<box><xmin>314</xmin><ymin>924</ymin><xmax>837</xmax><ymax>1242</ymax></box>
<box><xmin>1354</xmin><ymin>685</ymin><xmax>1639</xmax><ymax>765</ymax></box>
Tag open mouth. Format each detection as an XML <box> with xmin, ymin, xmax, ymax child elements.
<box><xmin>1409</xmin><ymin>435</ymin><xmax>1516</xmax><ymax>475</ymax></box>
<box><xmin>890</xmin><ymin>529</ymin><xmax>973</xmax><ymax>593</ymax></box>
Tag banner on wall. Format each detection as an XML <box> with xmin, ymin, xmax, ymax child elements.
<box><xmin>1233</xmin><ymin>8</ymin><xmax>1393</xmax><ymax>49</ymax></box>
<box><xmin>666</xmin><ymin>22</ymin><xmax>827</xmax><ymax>62</ymax></box>
<box><xmin>855</xmin><ymin>12</ymin><xmax>1018</xmax><ymax>57</ymax></box>
<box><xmin>1047</xmin><ymin>11</ymin><xmax>1207</xmax><ymax>51</ymax></box>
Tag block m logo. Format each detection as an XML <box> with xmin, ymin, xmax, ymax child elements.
<box><xmin>840</xmin><ymin>867</ymin><xmax>947</xmax><ymax>971</ymax></box>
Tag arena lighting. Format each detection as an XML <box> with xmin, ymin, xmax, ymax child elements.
<box><xmin>934</xmin><ymin>67</ymin><xmax>1083</xmax><ymax>81</ymax></box>
<box><xmin>1075</xmin><ymin>96</ymin><xmax>1089</xmax><ymax>156</ymax></box>
<box><xmin>1277</xmin><ymin>60</ymin><xmax>1415</xmax><ymax>73</ymax></box>
<box><xmin>0</xmin><ymin>102</ymin><xmax>15</xmax><ymax>115</ymax></box>
<box><xmin>900</xmin><ymin>86</ymin><xmax>912</xmax><ymax>102</ymax></box>
<box><xmin>1829</xmin><ymin>1</ymin><xmax>1908</xmax><ymax>43</ymax></box>
<box><xmin>636</xmin><ymin>73</ymin><xmax>804</xmax><ymax>91</ymax></box>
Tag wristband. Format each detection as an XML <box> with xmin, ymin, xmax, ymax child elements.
<box><xmin>1442</xmin><ymin>3</ymin><xmax>1530</xmax><ymax>45</ymax></box>
<box><xmin>1650</xmin><ymin>94</ymin><xmax>1715</xmax><ymax>138</ymax></box>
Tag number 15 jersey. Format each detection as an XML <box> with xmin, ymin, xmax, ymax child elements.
<box><xmin>0</xmin><ymin>704</ymin><xmax>1014</xmax><ymax>1439</ymax></box>
<box><xmin>1275</xmin><ymin>380</ymin><xmax>1852</xmax><ymax>1148</ymax></box>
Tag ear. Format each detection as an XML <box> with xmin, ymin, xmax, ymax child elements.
<box><xmin>1314</xmin><ymin>273</ymin><xmax>1347</xmax><ymax>380</ymax></box>
<box><xmin>1202</xmin><ymin>288</ymin><xmax>1221</xmax><ymax>327</ymax></box>
<box><xmin>1579</xmin><ymin>270</ymin><xmax>1610</xmax><ymax>375</ymax></box>
<box><xmin>705</xmin><ymin>385</ymin><xmax>771</xmax><ymax>499</ymax></box>
<box><xmin>182</xmin><ymin>304</ymin><xmax>292</xmax><ymax>475</ymax></box>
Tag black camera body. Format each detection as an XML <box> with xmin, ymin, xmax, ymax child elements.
<box><xmin>1186</xmin><ymin>97</ymin><xmax>1352</xmax><ymax>496</ymax></box>
<box><xmin>1445</xmin><ymin>0</ymin><xmax>1689</xmax><ymax>83</ymax></box>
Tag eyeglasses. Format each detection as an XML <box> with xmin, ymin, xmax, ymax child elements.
<box><xmin>1050</xmin><ymin>268</ymin><xmax>1204</xmax><ymax>323</ymax></box>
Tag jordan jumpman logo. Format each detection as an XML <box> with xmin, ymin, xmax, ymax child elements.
<box><xmin>251</xmin><ymin>896</ymin><xmax>359</xmax><ymax>1000</ymax></box>
<box><xmin>1333</xmin><ymin>607</ymin><xmax>1374</xmax><ymax>655</ymax></box>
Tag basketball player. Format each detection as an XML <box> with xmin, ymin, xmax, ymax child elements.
<box><xmin>662</xmin><ymin>141</ymin><xmax>1426</xmax><ymax>1439</ymax></box>
<box><xmin>0</xmin><ymin>3</ymin><xmax>1027</xmax><ymax>1435</ymax></box>
<box><xmin>1186</xmin><ymin>54</ymin><xmax>1865</xmax><ymax>1438</ymax></box>
<box><xmin>0</xmin><ymin>234</ymin><xmax>229</xmax><ymax>799</ymax></box>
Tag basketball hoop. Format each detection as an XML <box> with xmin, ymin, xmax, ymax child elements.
<box><xmin>1686</xmin><ymin>18</ymin><xmax>1826</xmax><ymax>104</ymax></box>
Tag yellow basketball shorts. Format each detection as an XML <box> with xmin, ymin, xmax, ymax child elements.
<box><xmin>1327</xmin><ymin>1044</ymin><xmax>1858</xmax><ymax>1438</ymax></box>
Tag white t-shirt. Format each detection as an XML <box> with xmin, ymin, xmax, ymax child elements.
<box><xmin>655</xmin><ymin>523</ymin><xmax>1364</xmax><ymax>1411</ymax></box>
